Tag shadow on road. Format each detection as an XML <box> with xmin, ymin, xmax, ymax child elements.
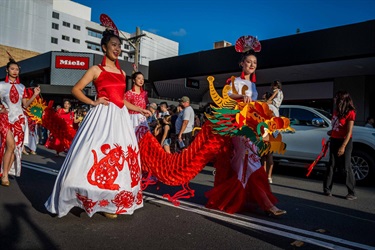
<box><xmin>0</xmin><ymin>203</ymin><xmax>58</xmax><ymax>249</ymax></box>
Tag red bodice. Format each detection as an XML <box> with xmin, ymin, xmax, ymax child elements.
<box><xmin>94</xmin><ymin>66</ymin><xmax>126</xmax><ymax>108</ymax></box>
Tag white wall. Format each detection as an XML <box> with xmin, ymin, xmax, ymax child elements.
<box><xmin>0</xmin><ymin>0</ymin><xmax>53</xmax><ymax>53</ymax></box>
<box><xmin>53</xmin><ymin>0</ymin><xmax>91</xmax><ymax>21</ymax></box>
<box><xmin>139</xmin><ymin>31</ymin><xmax>179</xmax><ymax>66</ymax></box>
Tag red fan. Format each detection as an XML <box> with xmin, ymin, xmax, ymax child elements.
<box><xmin>100</xmin><ymin>14</ymin><xmax>119</xmax><ymax>36</ymax></box>
<box><xmin>235</xmin><ymin>35</ymin><xmax>261</xmax><ymax>53</ymax></box>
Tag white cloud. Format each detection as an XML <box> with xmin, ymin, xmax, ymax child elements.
<box><xmin>171</xmin><ymin>28</ymin><xmax>187</xmax><ymax>37</ymax></box>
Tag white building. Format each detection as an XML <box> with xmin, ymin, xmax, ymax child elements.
<box><xmin>0</xmin><ymin>0</ymin><xmax>178</xmax><ymax>66</ymax></box>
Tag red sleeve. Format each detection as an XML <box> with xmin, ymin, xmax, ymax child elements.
<box><xmin>347</xmin><ymin>110</ymin><xmax>356</xmax><ymax>121</ymax></box>
<box><xmin>22</xmin><ymin>88</ymin><xmax>28</xmax><ymax>99</ymax></box>
<box><xmin>124</xmin><ymin>91</ymin><xmax>132</xmax><ymax>102</ymax></box>
<box><xmin>225</xmin><ymin>77</ymin><xmax>232</xmax><ymax>85</ymax></box>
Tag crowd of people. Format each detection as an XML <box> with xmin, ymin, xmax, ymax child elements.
<box><xmin>0</xmin><ymin>30</ymin><xmax>361</xmax><ymax>220</ymax></box>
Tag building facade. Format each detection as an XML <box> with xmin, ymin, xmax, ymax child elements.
<box><xmin>148</xmin><ymin>20</ymin><xmax>375</xmax><ymax>124</ymax></box>
<box><xmin>0</xmin><ymin>0</ymin><xmax>178</xmax><ymax>67</ymax></box>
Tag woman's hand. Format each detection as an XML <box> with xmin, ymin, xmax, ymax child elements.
<box><xmin>337</xmin><ymin>145</ymin><xmax>345</xmax><ymax>157</ymax></box>
<box><xmin>243</xmin><ymin>95</ymin><xmax>252</xmax><ymax>103</ymax></box>
<box><xmin>33</xmin><ymin>86</ymin><xmax>41</xmax><ymax>96</ymax></box>
<box><xmin>0</xmin><ymin>105</ymin><xmax>7</xmax><ymax>114</ymax></box>
<box><xmin>92</xmin><ymin>97</ymin><xmax>109</xmax><ymax>106</ymax></box>
<box><xmin>140</xmin><ymin>109</ymin><xmax>152</xmax><ymax>117</ymax></box>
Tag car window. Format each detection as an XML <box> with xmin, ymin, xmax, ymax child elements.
<box><xmin>289</xmin><ymin>108</ymin><xmax>321</xmax><ymax>126</ymax></box>
<box><xmin>279</xmin><ymin>107</ymin><xmax>289</xmax><ymax>118</ymax></box>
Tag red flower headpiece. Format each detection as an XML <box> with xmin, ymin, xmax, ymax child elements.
<box><xmin>235</xmin><ymin>35</ymin><xmax>261</xmax><ymax>53</ymax></box>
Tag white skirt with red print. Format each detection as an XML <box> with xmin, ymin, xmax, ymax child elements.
<box><xmin>45</xmin><ymin>102</ymin><xmax>143</xmax><ymax>217</ymax></box>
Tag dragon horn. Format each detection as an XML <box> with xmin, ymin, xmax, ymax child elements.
<box><xmin>207</xmin><ymin>76</ymin><xmax>225</xmax><ymax>108</ymax></box>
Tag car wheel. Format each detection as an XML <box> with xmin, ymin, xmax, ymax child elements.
<box><xmin>351</xmin><ymin>149</ymin><xmax>374</xmax><ymax>184</ymax></box>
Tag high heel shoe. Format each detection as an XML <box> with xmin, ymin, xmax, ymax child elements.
<box><xmin>267</xmin><ymin>209</ymin><xmax>287</xmax><ymax>217</ymax></box>
<box><xmin>1</xmin><ymin>178</ymin><xmax>10</xmax><ymax>187</ymax></box>
<box><xmin>103</xmin><ymin>212</ymin><xmax>118</xmax><ymax>219</ymax></box>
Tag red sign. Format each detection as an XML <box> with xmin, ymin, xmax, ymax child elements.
<box><xmin>55</xmin><ymin>56</ymin><xmax>90</xmax><ymax>70</ymax></box>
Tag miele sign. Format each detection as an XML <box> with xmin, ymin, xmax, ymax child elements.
<box><xmin>55</xmin><ymin>56</ymin><xmax>90</xmax><ymax>70</ymax></box>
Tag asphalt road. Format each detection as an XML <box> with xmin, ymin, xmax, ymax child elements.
<box><xmin>1</xmin><ymin>145</ymin><xmax>375</xmax><ymax>250</ymax></box>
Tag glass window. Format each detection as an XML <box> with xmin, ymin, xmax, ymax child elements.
<box><xmin>62</xmin><ymin>35</ymin><xmax>70</xmax><ymax>41</ymax></box>
<box><xmin>73</xmin><ymin>24</ymin><xmax>81</xmax><ymax>30</ymax></box>
<box><xmin>124</xmin><ymin>44</ymin><xmax>130</xmax><ymax>50</ymax></box>
<box><xmin>52</xmin><ymin>12</ymin><xmax>59</xmax><ymax>19</ymax></box>
<box><xmin>63</xmin><ymin>21</ymin><xmax>70</xmax><ymax>28</ymax></box>
<box><xmin>51</xmin><ymin>37</ymin><xmax>58</xmax><ymax>44</ymax></box>
<box><xmin>87</xmin><ymin>42</ymin><xmax>102</xmax><ymax>51</ymax></box>
<box><xmin>52</xmin><ymin>23</ymin><xmax>59</xmax><ymax>30</ymax></box>
<box><xmin>290</xmin><ymin>108</ymin><xmax>321</xmax><ymax>126</ymax></box>
<box><xmin>279</xmin><ymin>107</ymin><xmax>289</xmax><ymax>118</ymax></box>
<box><xmin>73</xmin><ymin>38</ymin><xmax>80</xmax><ymax>44</ymax></box>
<box><xmin>88</xmin><ymin>30</ymin><xmax>102</xmax><ymax>38</ymax></box>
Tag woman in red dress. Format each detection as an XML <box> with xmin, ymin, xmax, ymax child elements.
<box><xmin>45</xmin><ymin>100</ymin><xmax>78</xmax><ymax>156</ymax></box>
<box><xmin>205</xmin><ymin>36</ymin><xmax>286</xmax><ymax>216</ymax></box>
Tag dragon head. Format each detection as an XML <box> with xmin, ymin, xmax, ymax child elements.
<box><xmin>205</xmin><ymin>76</ymin><xmax>294</xmax><ymax>156</ymax></box>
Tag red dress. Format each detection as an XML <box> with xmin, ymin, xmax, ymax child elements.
<box><xmin>45</xmin><ymin>108</ymin><xmax>76</xmax><ymax>153</ymax></box>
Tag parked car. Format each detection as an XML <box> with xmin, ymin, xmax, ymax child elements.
<box><xmin>274</xmin><ymin>105</ymin><xmax>375</xmax><ymax>184</ymax></box>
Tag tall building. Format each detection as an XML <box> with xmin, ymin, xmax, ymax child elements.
<box><xmin>0</xmin><ymin>0</ymin><xmax>178</xmax><ymax>67</ymax></box>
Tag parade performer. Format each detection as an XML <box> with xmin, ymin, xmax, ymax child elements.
<box><xmin>124</xmin><ymin>71</ymin><xmax>150</xmax><ymax>140</ymax></box>
<box><xmin>23</xmin><ymin>86</ymin><xmax>45</xmax><ymax>155</ymax></box>
<box><xmin>137</xmin><ymin>39</ymin><xmax>292</xmax><ymax>215</ymax></box>
<box><xmin>44</xmin><ymin>100</ymin><xmax>78</xmax><ymax>156</ymax></box>
<box><xmin>204</xmin><ymin>36</ymin><xmax>287</xmax><ymax>215</ymax></box>
<box><xmin>0</xmin><ymin>57</ymin><xmax>41</xmax><ymax>186</ymax></box>
<box><xmin>45</xmin><ymin>28</ymin><xmax>151</xmax><ymax>219</ymax></box>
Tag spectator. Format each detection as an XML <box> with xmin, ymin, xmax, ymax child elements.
<box><xmin>176</xmin><ymin>96</ymin><xmax>195</xmax><ymax>149</ymax></box>
<box><xmin>153</xmin><ymin>118</ymin><xmax>164</xmax><ymax>143</ymax></box>
<box><xmin>266</xmin><ymin>80</ymin><xmax>283</xmax><ymax>117</ymax></box>
<box><xmin>323</xmin><ymin>90</ymin><xmax>357</xmax><ymax>200</ymax></box>
<box><xmin>160</xmin><ymin>115</ymin><xmax>172</xmax><ymax>153</ymax></box>
<box><xmin>147</xmin><ymin>103</ymin><xmax>158</xmax><ymax>132</ymax></box>
<box><xmin>170</xmin><ymin>104</ymin><xmax>182</xmax><ymax>152</ymax></box>
<box><xmin>364</xmin><ymin>117</ymin><xmax>374</xmax><ymax>128</ymax></box>
<box><xmin>158</xmin><ymin>101</ymin><xmax>169</xmax><ymax>118</ymax></box>
<box><xmin>262</xmin><ymin>80</ymin><xmax>284</xmax><ymax>183</ymax></box>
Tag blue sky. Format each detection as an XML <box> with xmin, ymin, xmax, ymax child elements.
<box><xmin>73</xmin><ymin>0</ymin><xmax>375</xmax><ymax>55</ymax></box>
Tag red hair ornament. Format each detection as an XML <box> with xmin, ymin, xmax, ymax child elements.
<box><xmin>100</xmin><ymin>14</ymin><xmax>119</xmax><ymax>36</ymax></box>
<box><xmin>235</xmin><ymin>35</ymin><xmax>261</xmax><ymax>53</ymax></box>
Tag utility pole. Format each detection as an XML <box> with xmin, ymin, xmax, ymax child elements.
<box><xmin>127</xmin><ymin>26</ymin><xmax>146</xmax><ymax>72</ymax></box>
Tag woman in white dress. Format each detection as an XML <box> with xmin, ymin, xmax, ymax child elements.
<box><xmin>45</xmin><ymin>30</ymin><xmax>151</xmax><ymax>219</ymax></box>
<box><xmin>0</xmin><ymin>59</ymin><xmax>40</xmax><ymax>186</ymax></box>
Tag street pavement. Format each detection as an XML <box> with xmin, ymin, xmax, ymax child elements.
<box><xmin>1</xmin><ymin>145</ymin><xmax>375</xmax><ymax>250</ymax></box>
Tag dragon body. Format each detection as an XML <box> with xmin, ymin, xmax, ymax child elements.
<box><xmin>138</xmin><ymin>76</ymin><xmax>294</xmax><ymax>205</ymax></box>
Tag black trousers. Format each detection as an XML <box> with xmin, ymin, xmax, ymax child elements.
<box><xmin>323</xmin><ymin>138</ymin><xmax>355</xmax><ymax>195</ymax></box>
<box><xmin>180</xmin><ymin>132</ymin><xmax>193</xmax><ymax>148</ymax></box>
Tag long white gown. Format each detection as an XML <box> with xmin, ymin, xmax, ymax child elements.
<box><xmin>45</xmin><ymin>66</ymin><xmax>143</xmax><ymax>217</ymax></box>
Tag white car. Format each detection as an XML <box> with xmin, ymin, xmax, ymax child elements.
<box><xmin>274</xmin><ymin>105</ymin><xmax>375</xmax><ymax>184</ymax></box>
